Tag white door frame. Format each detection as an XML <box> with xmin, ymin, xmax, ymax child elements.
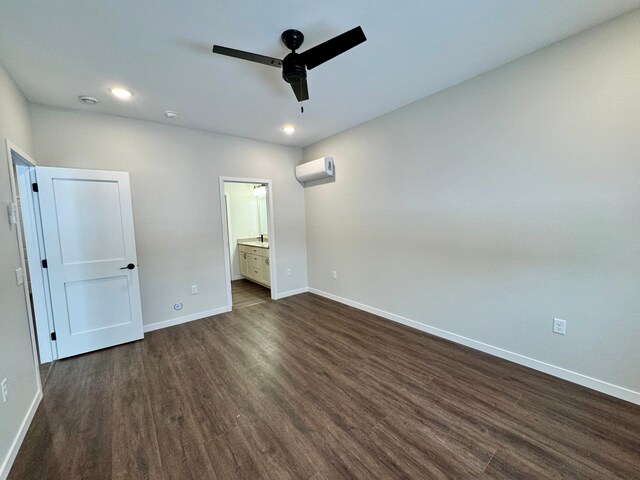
<box><xmin>218</xmin><ymin>176</ymin><xmax>278</xmax><ymax>308</ymax></box>
<box><xmin>5</xmin><ymin>139</ymin><xmax>53</xmax><ymax>367</ymax></box>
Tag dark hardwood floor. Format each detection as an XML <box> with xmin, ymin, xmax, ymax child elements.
<box><xmin>9</xmin><ymin>293</ymin><xmax>640</xmax><ymax>479</ymax></box>
<box><xmin>232</xmin><ymin>279</ymin><xmax>271</xmax><ymax>309</ymax></box>
<box><xmin>38</xmin><ymin>361</ymin><xmax>53</xmax><ymax>386</ymax></box>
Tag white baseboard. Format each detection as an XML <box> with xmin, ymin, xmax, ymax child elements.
<box><xmin>143</xmin><ymin>306</ymin><xmax>231</xmax><ymax>333</ymax></box>
<box><xmin>142</xmin><ymin>288</ymin><xmax>311</xmax><ymax>332</ymax></box>
<box><xmin>0</xmin><ymin>387</ymin><xmax>42</xmax><ymax>480</ymax></box>
<box><xmin>231</xmin><ymin>274</ymin><xmax>243</xmax><ymax>281</ymax></box>
<box><xmin>308</xmin><ymin>288</ymin><xmax>640</xmax><ymax>405</ymax></box>
<box><xmin>273</xmin><ymin>287</ymin><xmax>309</xmax><ymax>300</ymax></box>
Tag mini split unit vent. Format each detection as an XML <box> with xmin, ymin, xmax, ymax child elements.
<box><xmin>295</xmin><ymin>157</ymin><xmax>334</xmax><ymax>183</ymax></box>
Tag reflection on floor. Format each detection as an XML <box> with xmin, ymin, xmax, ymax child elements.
<box><xmin>232</xmin><ymin>279</ymin><xmax>271</xmax><ymax>309</ymax></box>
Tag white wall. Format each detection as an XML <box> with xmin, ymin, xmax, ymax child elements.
<box><xmin>30</xmin><ymin>105</ymin><xmax>307</xmax><ymax>329</ymax></box>
<box><xmin>303</xmin><ymin>10</ymin><xmax>640</xmax><ymax>400</ymax></box>
<box><xmin>0</xmin><ymin>62</ymin><xmax>40</xmax><ymax>478</ymax></box>
<box><xmin>224</xmin><ymin>182</ymin><xmax>262</xmax><ymax>279</ymax></box>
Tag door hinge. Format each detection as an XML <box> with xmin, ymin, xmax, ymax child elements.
<box><xmin>42</xmin><ymin>259</ymin><xmax>48</xmax><ymax>268</ymax></box>
<box><xmin>50</xmin><ymin>331</ymin><xmax>56</xmax><ymax>341</ymax></box>
<box><xmin>32</xmin><ymin>182</ymin><xmax>39</xmax><ymax>192</ymax></box>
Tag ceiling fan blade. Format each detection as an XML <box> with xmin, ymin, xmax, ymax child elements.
<box><xmin>290</xmin><ymin>78</ymin><xmax>309</xmax><ymax>102</ymax></box>
<box><xmin>299</xmin><ymin>26</ymin><xmax>366</xmax><ymax>70</ymax></box>
<box><xmin>212</xmin><ymin>45</ymin><xmax>282</xmax><ymax>68</ymax></box>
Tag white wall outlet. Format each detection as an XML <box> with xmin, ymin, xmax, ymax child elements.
<box><xmin>553</xmin><ymin>318</ymin><xmax>567</xmax><ymax>335</ymax></box>
<box><xmin>286</xmin><ymin>268</ymin><xmax>292</xmax><ymax>276</ymax></box>
<box><xmin>191</xmin><ymin>285</ymin><xmax>198</xmax><ymax>295</ymax></box>
<box><xmin>332</xmin><ymin>270</ymin><xmax>338</xmax><ymax>280</ymax></box>
<box><xmin>1</xmin><ymin>378</ymin><xmax>8</xmax><ymax>403</ymax></box>
<box><xmin>15</xmin><ymin>268</ymin><xmax>24</xmax><ymax>286</ymax></box>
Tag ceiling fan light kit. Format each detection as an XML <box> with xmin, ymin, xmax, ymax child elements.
<box><xmin>212</xmin><ymin>26</ymin><xmax>367</xmax><ymax>104</ymax></box>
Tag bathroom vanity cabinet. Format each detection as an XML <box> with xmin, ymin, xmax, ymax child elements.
<box><xmin>238</xmin><ymin>242</ymin><xmax>270</xmax><ymax>287</ymax></box>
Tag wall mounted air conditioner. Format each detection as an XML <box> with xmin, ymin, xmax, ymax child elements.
<box><xmin>295</xmin><ymin>157</ymin><xmax>334</xmax><ymax>183</ymax></box>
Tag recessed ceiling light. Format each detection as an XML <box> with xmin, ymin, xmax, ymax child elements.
<box><xmin>109</xmin><ymin>87</ymin><xmax>133</xmax><ymax>99</ymax></box>
<box><xmin>78</xmin><ymin>96</ymin><xmax>98</xmax><ymax>105</ymax></box>
<box><xmin>282</xmin><ymin>125</ymin><xmax>296</xmax><ymax>135</ymax></box>
<box><xmin>165</xmin><ymin>110</ymin><xmax>179</xmax><ymax>118</ymax></box>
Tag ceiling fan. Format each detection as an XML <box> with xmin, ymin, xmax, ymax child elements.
<box><xmin>212</xmin><ymin>26</ymin><xmax>367</xmax><ymax>104</ymax></box>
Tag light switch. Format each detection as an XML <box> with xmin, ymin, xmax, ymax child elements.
<box><xmin>15</xmin><ymin>268</ymin><xmax>24</xmax><ymax>286</ymax></box>
<box><xmin>7</xmin><ymin>202</ymin><xmax>18</xmax><ymax>226</ymax></box>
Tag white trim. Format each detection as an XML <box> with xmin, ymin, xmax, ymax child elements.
<box><xmin>231</xmin><ymin>274</ymin><xmax>244</xmax><ymax>281</ymax></box>
<box><xmin>224</xmin><ymin>192</ymin><xmax>234</xmax><ymax>281</ymax></box>
<box><xmin>0</xmin><ymin>388</ymin><xmax>42</xmax><ymax>480</ymax></box>
<box><xmin>2</xmin><ymin>139</ymin><xmax>45</xmax><ymax>479</ymax></box>
<box><xmin>19</xmin><ymin>166</ymin><xmax>55</xmax><ymax>362</ymax></box>
<box><xmin>308</xmin><ymin>288</ymin><xmax>640</xmax><ymax>405</ymax></box>
<box><xmin>5</xmin><ymin>140</ymin><xmax>57</xmax><ymax>363</ymax></box>
<box><xmin>143</xmin><ymin>285</ymin><xmax>309</xmax><ymax>333</ymax></box>
<box><xmin>219</xmin><ymin>178</ymin><xmax>233</xmax><ymax>311</ymax></box>
<box><xmin>143</xmin><ymin>306</ymin><xmax>230</xmax><ymax>333</ymax></box>
<box><xmin>218</xmin><ymin>177</ymin><xmax>278</xmax><ymax>308</ymax></box>
<box><xmin>273</xmin><ymin>287</ymin><xmax>309</xmax><ymax>300</ymax></box>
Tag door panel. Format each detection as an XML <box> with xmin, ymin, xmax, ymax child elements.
<box><xmin>65</xmin><ymin>276</ymin><xmax>132</xmax><ymax>334</ymax></box>
<box><xmin>260</xmin><ymin>256</ymin><xmax>271</xmax><ymax>286</ymax></box>
<box><xmin>36</xmin><ymin>167</ymin><xmax>143</xmax><ymax>358</ymax></box>
<box><xmin>53</xmin><ymin>178</ymin><xmax>126</xmax><ymax>264</ymax></box>
<box><xmin>240</xmin><ymin>252</ymin><xmax>249</xmax><ymax>276</ymax></box>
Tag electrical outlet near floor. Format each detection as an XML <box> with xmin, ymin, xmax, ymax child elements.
<box><xmin>191</xmin><ymin>285</ymin><xmax>198</xmax><ymax>295</ymax></box>
<box><xmin>1</xmin><ymin>378</ymin><xmax>8</xmax><ymax>403</ymax></box>
<box><xmin>286</xmin><ymin>268</ymin><xmax>292</xmax><ymax>276</ymax></box>
<box><xmin>332</xmin><ymin>270</ymin><xmax>338</xmax><ymax>280</ymax></box>
<box><xmin>553</xmin><ymin>318</ymin><xmax>567</xmax><ymax>335</ymax></box>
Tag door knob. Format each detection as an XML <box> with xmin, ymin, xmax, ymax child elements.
<box><xmin>120</xmin><ymin>263</ymin><xmax>135</xmax><ymax>270</ymax></box>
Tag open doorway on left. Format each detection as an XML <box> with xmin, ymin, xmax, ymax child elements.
<box><xmin>7</xmin><ymin>144</ymin><xmax>55</xmax><ymax>383</ymax></box>
<box><xmin>11</xmin><ymin>165</ymin><xmax>37</xmax><ymax>359</ymax></box>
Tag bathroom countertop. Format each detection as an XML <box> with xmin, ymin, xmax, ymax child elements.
<box><xmin>238</xmin><ymin>240</ymin><xmax>269</xmax><ymax>249</ymax></box>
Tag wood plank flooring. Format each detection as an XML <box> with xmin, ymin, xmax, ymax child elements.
<box><xmin>232</xmin><ymin>279</ymin><xmax>271</xmax><ymax>309</ymax></box>
<box><xmin>38</xmin><ymin>361</ymin><xmax>53</xmax><ymax>385</ymax></box>
<box><xmin>9</xmin><ymin>293</ymin><xmax>640</xmax><ymax>479</ymax></box>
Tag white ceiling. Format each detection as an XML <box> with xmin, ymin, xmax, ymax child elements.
<box><xmin>1</xmin><ymin>1</ymin><xmax>639</xmax><ymax>147</ymax></box>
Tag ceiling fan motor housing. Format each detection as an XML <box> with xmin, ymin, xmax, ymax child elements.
<box><xmin>281</xmin><ymin>29</ymin><xmax>304</xmax><ymax>51</ymax></box>
<box><xmin>282</xmin><ymin>53</ymin><xmax>307</xmax><ymax>84</ymax></box>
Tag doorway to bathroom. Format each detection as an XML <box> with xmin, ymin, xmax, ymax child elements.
<box><xmin>219</xmin><ymin>178</ymin><xmax>276</xmax><ymax>310</ymax></box>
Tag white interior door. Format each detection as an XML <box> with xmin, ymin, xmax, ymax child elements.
<box><xmin>36</xmin><ymin>167</ymin><xmax>144</xmax><ymax>358</ymax></box>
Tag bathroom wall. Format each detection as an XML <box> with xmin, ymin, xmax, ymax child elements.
<box><xmin>225</xmin><ymin>182</ymin><xmax>263</xmax><ymax>279</ymax></box>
